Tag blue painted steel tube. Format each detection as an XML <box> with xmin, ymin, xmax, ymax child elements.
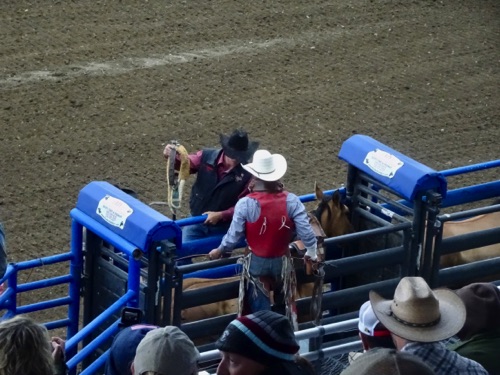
<box><xmin>298</xmin><ymin>188</ymin><xmax>346</xmax><ymax>204</ymax></box>
<box><xmin>441</xmin><ymin>160</ymin><xmax>500</xmax><ymax>177</ymax></box>
<box><xmin>5</xmin><ymin>264</ymin><xmax>18</xmax><ymax>316</ymax></box>
<box><xmin>184</xmin><ymin>263</ymin><xmax>242</xmax><ymax>279</ymax></box>
<box><xmin>78</xmin><ymin>350</ymin><xmax>109</xmax><ymax>375</ymax></box>
<box><xmin>68</xmin><ymin>219</ymin><xmax>84</xmax><ymax>348</ymax></box>
<box><xmin>127</xmin><ymin>257</ymin><xmax>141</xmax><ymax>307</ymax></box>
<box><xmin>70</xmin><ymin>209</ymin><xmax>138</xmax><ymax>257</ymax></box>
<box><xmin>16</xmin><ymin>296</ymin><xmax>73</xmax><ymax>314</ymax></box>
<box><xmin>0</xmin><ymin>290</ymin><xmax>15</xmax><ymax>319</ymax></box>
<box><xmin>13</xmin><ymin>252</ymin><xmax>73</xmax><ymax>270</ymax></box>
<box><xmin>0</xmin><ymin>285</ymin><xmax>14</xmax><ymax>309</ymax></box>
<box><xmin>16</xmin><ymin>274</ymin><xmax>73</xmax><ymax>292</ymax></box>
<box><xmin>443</xmin><ymin>181</ymin><xmax>500</xmax><ymax>207</ymax></box>
<box><xmin>65</xmin><ymin>289</ymin><xmax>135</xmax><ymax>355</ymax></box>
<box><xmin>45</xmin><ymin>318</ymin><xmax>72</xmax><ymax>331</ymax></box>
<box><xmin>0</xmin><ymin>264</ymin><xmax>9</xmax><ymax>285</ymax></box>
<box><xmin>66</xmin><ymin>320</ymin><xmax>120</xmax><ymax>370</ymax></box>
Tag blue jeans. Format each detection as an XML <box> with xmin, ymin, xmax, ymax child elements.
<box><xmin>178</xmin><ymin>222</ymin><xmax>230</xmax><ymax>265</ymax></box>
<box><xmin>247</xmin><ymin>254</ymin><xmax>284</xmax><ymax>312</ymax></box>
<box><xmin>181</xmin><ymin>222</ymin><xmax>229</xmax><ymax>243</ymax></box>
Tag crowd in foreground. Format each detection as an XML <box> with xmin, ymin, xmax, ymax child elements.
<box><xmin>0</xmin><ymin>277</ymin><xmax>498</xmax><ymax>375</ymax></box>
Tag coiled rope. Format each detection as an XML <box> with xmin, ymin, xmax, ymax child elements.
<box><xmin>166</xmin><ymin>141</ymin><xmax>190</xmax><ymax>219</ymax></box>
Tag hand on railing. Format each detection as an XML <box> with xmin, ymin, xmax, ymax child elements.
<box><xmin>51</xmin><ymin>337</ymin><xmax>68</xmax><ymax>375</ymax></box>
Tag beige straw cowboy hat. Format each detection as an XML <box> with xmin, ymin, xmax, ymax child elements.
<box><xmin>370</xmin><ymin>277</ymin><xmax>466</xmax><ymax>342</ymax></box>
<box><xmin>243</xmin><ymin>149</ymin><xmax>287</xmax><ymax>182</ymax></box>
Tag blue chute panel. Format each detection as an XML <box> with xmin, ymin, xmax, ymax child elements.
<box><xmin>338</xmin><ymin>135</ymin><xmax>447</xmax><ymax>201</ymax></box>
<box><xmin>75</xmin><ymin>181</ymin><xmax>181</xmax><ymax>252</ymax></box>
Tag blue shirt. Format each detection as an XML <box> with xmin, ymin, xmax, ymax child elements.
<box><xmin>218</xmin><ymin>192</ymin><xmax>317</xmax><ymax>254</ymax></box>
<box><xmin>402</xmin><ymin>341</ymin><xmax>488</xmax><ymax>375</ymax></box>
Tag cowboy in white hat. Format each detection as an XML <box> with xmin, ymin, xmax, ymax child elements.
<box><xmin>163</xmin><ymin>129</ymin><xmax>259</xmax><ymax>252</ymax></box>
<box><xmin>370</xmin><ymin>277</ymin><xmax>488</xmax><ymax>375</ymax></box>
<box><xmin>209</xmin><ymin>150</ymin><xmax>318</xmax><ymax>320</ymax></box>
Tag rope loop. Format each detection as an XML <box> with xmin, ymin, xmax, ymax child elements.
<box><xmin>166</xmin><ymin>140</ymin><xmax>190</xmax><ymax>216</ymax></box>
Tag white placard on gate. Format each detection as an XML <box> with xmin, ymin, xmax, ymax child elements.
<box><xmin>363</xmin><ymin>149</ymin><xmax>404</xmax><ymax>178</ymax></box>
<box><xmin>96</xmin><ymin>195</ymin><xmax>133</xmax><ymax>229</ymax></box>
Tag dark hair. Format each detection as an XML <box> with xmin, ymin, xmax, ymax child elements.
<box><xmin>0</xmin><ymin>315</ymin><xmax>54</xmax><ymax>375</ymax></box>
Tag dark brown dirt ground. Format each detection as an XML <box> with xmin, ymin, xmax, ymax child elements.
<box><xmin>1</xmin><ymin>0</ymin><xmax>499</xmax><ymax>325</ymax></box>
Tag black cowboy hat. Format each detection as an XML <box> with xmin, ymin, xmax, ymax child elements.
<box><xmin>219</xmin><ymin>129</ymin><xmax>259</xmax><ymax>163</ymax></box>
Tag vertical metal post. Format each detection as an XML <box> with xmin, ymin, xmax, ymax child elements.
<box><xmin>430</xmin><ymin>219</ymin><xmax>444</xmax><ymax>288</ymax></box>
<box><xmin>418</xmin><ymin>191</ymin><xmax>442</xmax><ymax>285</ymax></box>
<box><xmin>145</xmin><ymin>244</ymin><xmax>160</xmax><ymax>324</ymax></box>
<box><xmin>81</xmin><ymin>230</ymin><xmax>100</xmax><ymax>331</ymax></box>
<box><xmin>161</xmin><ymin>241</ymin><xmax>178</xmax><ymax>327</ymax></box>
<box><xmin>345</xmin><ymin>165</ymin><xmax>357</xmax><ymax>204</ymax></box>
<box><xmin>127</xmin><ymin>250</ymin><xmax>142</xmax><ymax>308</ymax></box>
<box><xmin>411</xmin><ymin>195</ymin><xmax>426</xmax><ymax>277</ymax></box>
<box><xmin>68</xmin><ymin>220</ymin><xmax>83</xmax><ymax>344</ymax></box>
<box><xmin>401</xmin><ymin>227</ymin><xmax>414</xmax><ymax>276</ymax></box>
<box><xmin>426</xmin><ymin>191</ymin><xmax>443</xmax><ymax>288</ymax></box>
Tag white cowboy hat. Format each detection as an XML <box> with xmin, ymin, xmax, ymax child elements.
<box><xmin>370</xmin><ymin>277</ymin><xmax>466</xmax><ymax>343</ymax></box>
<box><xmin>243</xmin><ymin>150</ymin><xmax>287</xmax><ymax>182</ymax></box>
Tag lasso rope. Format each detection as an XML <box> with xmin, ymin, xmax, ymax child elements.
<box><xmin>166</xmin><ymin>142</ymin><xmax>190</xmax><ymax>217</ymax></box>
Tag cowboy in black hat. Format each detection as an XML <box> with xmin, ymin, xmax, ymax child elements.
<box><xmin>163</xmin><ymin>129</ymin><xmax>259</xmax><ymax>247</ymax></box>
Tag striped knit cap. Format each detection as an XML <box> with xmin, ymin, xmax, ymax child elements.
<box><xmin>215</xmin><ymin>310</ymin><xmax>300</xmax><ymax>365</ymax></box>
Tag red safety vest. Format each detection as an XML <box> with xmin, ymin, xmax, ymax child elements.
<box><xmin>246</xmin><ymin>191</ymin><xmax>295</xmax><ymax>257</ymax></box>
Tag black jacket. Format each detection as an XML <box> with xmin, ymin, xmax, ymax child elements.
<box><xmin>189</xmin><ymin>148</ymin><xmax>252</xmax><ymax>218</ymax></box>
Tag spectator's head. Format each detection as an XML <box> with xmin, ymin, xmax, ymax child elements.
<box><xmin>455</xmin><ymin>282</ymin><xmax>500</xmax><ymax>340</ymax></box>
<box><xmin>215</xmin><ymin>310</ymin><xmax>313</xmax><ymax>375</ymax></box>
<box><xmin>105</xmin><ymin>324</ymin><xmax>158</xmax><ymax>375</ymax></box>
<box><xmin>243</xmin><ymin>150</ymin><xmax>287</xmax><ymax>182</ymax></box>
<box><xmin>341</xmin><ymin>347</ymin><xmax>435</xmax><ymax>375</ymax></box>
<box><xmin>370</xmin><ymin>277</ymin><xmax>465</xmax><ymax>343</ymax></box>
<box><xmin>131</xmin><ymin>326</ymin><xmax>199</xmax><ymax>375</ymax></box>
<box><xmin>219</xmin><ymin>129</ymin><xmax>259</xmax><ymax>164</ymax></box>
<box><xmin>357</xmin><ymin>301</ymin><xmax>394</xmax><ymax>351</ymax></box>
<box><xmin>0</xmin><ymin>315</ymin><xmax>54</xmax><ymax>375</ymax></box>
